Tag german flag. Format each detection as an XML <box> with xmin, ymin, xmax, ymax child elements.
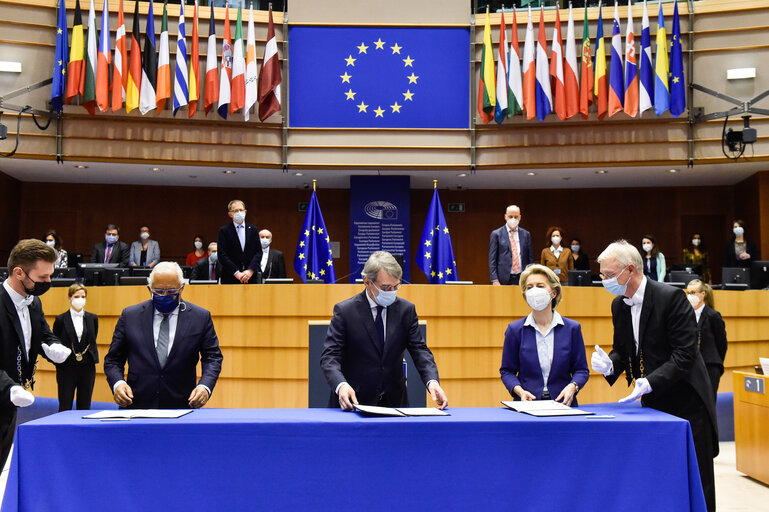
<box><xmin>65</xmin><ymin>0</ymin><xmax>85</xmax><ymax>103</ymax></box>
<box><xmin>126</xmin><ymin>0</ymin><xmax>142</xmax><ymax>113</ymax></box>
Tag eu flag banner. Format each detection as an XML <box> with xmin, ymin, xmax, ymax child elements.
<box><xmin>294</xmin><ymin>190</ymin><xmax>336</xmax><ymax>283</ymax></box>
<box><xmin>289</xmin><ymin>26</ymin><xmax>469</xmax><ymax>128</ymax></box>
<box><xmin>51</xmin><ymin>0</ymin><xmax>69</xmax><ymax>112</ymax></box>
<box><xmin>416</xmin><ymin>188</ymin><xmax>458</xmax><ymax>284</ymax></box>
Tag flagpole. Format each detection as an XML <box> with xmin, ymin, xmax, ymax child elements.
<box><xmin>433</xmin><ymin>180</ymin><xmax>437</xmax><ymax>189</ymax></box>
<box><xmin>313</xmin><ymin>179</ymin><xmax>317</xmax><ymax>191</ymax></box>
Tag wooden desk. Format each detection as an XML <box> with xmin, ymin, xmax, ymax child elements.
<box><xmin>733</xmin><ymin>371</ymin><xmax>769</xmax><ymax>485</ymax></box>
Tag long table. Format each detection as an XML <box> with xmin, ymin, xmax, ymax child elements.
<box><xmin>1</xmin><ymin>405</ymin><xmax>706</xmax><ymax>512</ymax></box>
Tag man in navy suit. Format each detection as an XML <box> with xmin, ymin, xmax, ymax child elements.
<box><xmin>104</xmin><ymin>262</ymin><xmax>223</xmax><ymax>409</ymax></box>
<box><xmin>217</xmin><ymin>199</ymin><xmax>262</xmax><ymax>285</ymax></box>
<box><xmin>91</xmin><ymin>224</ymin><xmax>130</xmax><ymax>267</ymax></box>
<box><xmin>489</xmin><ymin>205</ymin><xmax>535</xmax><ymax>285</ymax></box>
<box><xmin>320</xmin><ymin>251</ymin><xmax>448</xmax><ymax>410</ymax></box>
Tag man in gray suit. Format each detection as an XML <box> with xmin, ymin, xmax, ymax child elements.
<box><xmin>489</xmin><ymin>205</ymin><xmax>534</xmax><ymax>285</ymax></box>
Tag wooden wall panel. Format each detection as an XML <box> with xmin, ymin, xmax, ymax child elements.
<box><xmin>0</xmin><ymin>172</ymin><xmax>21</xmax><ymax>262</ymax></box>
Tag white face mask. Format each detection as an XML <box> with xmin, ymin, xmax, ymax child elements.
<box><xmin>642</xmin><ymin>243</ymin><xmax>653</xmax><ymax>253</ymax></box>
<box><xmin>733</xmin><ymin>227</ymin><xmax>744</xmax><ymax>237</ymax></box>
<box><xmin>233</xmin><ymin>211</ymin><xmax>246</xmax><ymax>224</ymax></box>
<box><xmin>46</xmin><ymin>240</ymin><xmax>56</xmax><ymax>248</ymax></box>
<box><xmin>551</xmin><ymin>236</ymin><xmax>561</xmax><ymax>246</ymax></box>
<box><xmin>71</xmin><ymin>297</ymin><xmax>86</xmax><ymax>310</ymax></box>
<box><xmin>260</xmin><ymin>237</ymin><xmax>271</xmax><ymax>248</ymax></box>
<box><xmin>372</xmin><ymin>282</ymin><xmax>398</xmax><ymax>307</ymax></box>
<box><xmin>691</xmin><ymin>239</ymin><xmax>700</xmax><ymax>247</ymax></box>
<box><xmin>687</xmin><ymin>293</ymin><xmax>701</xmax><ymax>308</ymax></box>
<box><xmin>525</xmin><ymin>287</ymin><xmax>552</xmax><ymax>311</ymax></box>
<box><xmin>506</xmin><ymin>217</ymin><xmax>519</xmax><ymax>230</ymax></box>
<box><xmin>194</xmin><ymin>241</ymin><xmax>203</xmax><ymax>249</ymax></box>
<box><xmin>140</xmin><ymin>232</ymin><xmax>150</xmax><ymax>240</ymax></box>
<box><xmin>571</xmin><ymin>244</ymin><xmax>580</xmax><ymax>254</ymax></box>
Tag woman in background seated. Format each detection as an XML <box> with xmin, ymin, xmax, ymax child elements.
<box><xmin>186</xmin><ymin>235</ymin><xmax>208</xmax><ymax>266</ymax></box>
<box><xmin>724</xmin><ymin>219</ymin><xmax>757</xmax><ymax>268</ymax></box>
<box><xmin>540</xmin><ymin>226</ymin><xmax>574</xmax><ymax>284</ymax></box>
<box><xmin>52</xmin><ymin>283</ymin><xmax>99</xmax><ymax>411</ymax></box>
<box><xmin>500</xmin><ymin>265</ymin><xmax>589</xmax><ymax>406</ymax></box>
<box><xmin>44</xmin><ymin>230</ymin><xmax>68</xmax><ymax>268</ymax></box>
<box><xmin>570</xmin><ymin>238</ymin><xmax>590</xmax><ymax>272</ymax></box>
<box><xmin>682</xmin><ymin>233</ymin><xmax>711</xmax><ymax>283</ymax></box>
<box><xmin>686</xmin><ymin>279</ymin><xmax>727</xmax><ymax>398</ymax></box>
<box><xmin>641</xmin><ymin>234</ymin><xmax>665</xmax><ymax>281</ymax></box>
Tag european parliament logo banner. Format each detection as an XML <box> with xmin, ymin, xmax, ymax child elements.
<box><xmin>289</xmin><ymin>26</ymin><xmax>470</xmax><ymax>128</ymax></box>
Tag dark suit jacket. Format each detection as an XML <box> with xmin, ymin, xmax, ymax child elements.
<box><xmin>500</xmin><ymin>315</ymin><xmax>589</xmax><ymax>404</ymax></box>
<box><xmin>190</xmin><ymin>258</ymin><xmax>222</xmax><ymax>281</ymax></box>
<box><xmin>103</xmin><ymin>300</ymin><xmax>223</xmax><ymax>409</ymax></box>
<box><xmin>52</xmin><ymin>310</ymin><xmax>99</xmax><ymax>366</ymax></box>
<box><xmin>605</xmin><ymin>279</ymin><xmax>718</xmax><ymax>447</ymax></box>
<box><xmin>724</xmin><ymin>240</ymin><xmax>757</xmax><ymax>268</ymax></box>
<box><xmin>320</xmin><ymin>291</ymin><xmax>440</xmax><ymax>407</ymax></box>
<box><xmin>261</xmin><ymin>248</ymin><xmax>287</xmax><ymax>280</ymax></box>
<box><xmin>217</xmin><ymin>222</ymin><xmax>262</xmax><ymax>284</ymax></box>
<box><xmin>697</xmin><ymin>306</ymin><xmax>727</xmax><ymax>369</ymax></box>
<box><xmin>91</xmin><ymin>241</ymin><xmax>130</xmax><ymax>267</ymax></box>
<box><xmin>489</xmin><ymin>225</ymin><xmax>535</xmax><ymax>283</ymax></box>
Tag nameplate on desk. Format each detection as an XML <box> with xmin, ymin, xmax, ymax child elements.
<box><xmin>83</xmin><ymin>410</ymin><xmax>193</xmax><ymax>420</ymax></box>
<box><xmin>501</xmin><ymin>400</ymin><xmax>594</xmax><ymax>417</ymax></box>
<box><xmin>744</xmin><ymin>376</ymin><xmax>765</xmax><ymax>394</ymax></box>
<box><xmin>353</xmin><ymin>405</ymin><xmax>449</xmax><ymax>417</ymax></box>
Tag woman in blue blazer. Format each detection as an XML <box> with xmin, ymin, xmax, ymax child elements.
<box><xmin>500</xmin><ymin>264</ymin><xmax>589</xmax><ymax>405</ymax></box>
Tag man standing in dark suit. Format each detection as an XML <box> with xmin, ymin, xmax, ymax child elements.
<box><xmin>104</xmin><ymin>262</ymin><xmax>223</xmax><ymax>409</ymax></box>
<box><xmin>489</xmin><ymin>205</ymin><xmax>535</xmax><ymax>285</ymax></box>
<box><xmin>592</xmin><ymin>240</ymin><xmax>718</xmax><ymax>512</ymax></box>
<box><xmin>320</xmin><ymin>251</ymin><xmax>447</xmax><ymax>410</ymax></box>
<box><xmin>0</xmin><ymin>239</ymin><xmax>71</xmax><ymax>469</ymax></box>
<box><xmin>91</xmin><ymin>224</ymin><xmax>130</xmax><ymax>267</ymax></box>
<box><xmin>217</xmin><ymin>199</ymin><xmax>262</xmax><ymax>284</ymax></box>
<box><xmin>190</xmin><ymin>242</ymin><xmax>221</xmax><ymax>281</ymax></box>
<box><xmin>259</xmin><ymin>229</ymin><xmax>286</xmax><ymax>281</ymax></box>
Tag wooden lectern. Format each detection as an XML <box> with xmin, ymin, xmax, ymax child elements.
<box><xmin>733</xmin><ymin>371</ymin><xmax>769</xmax><ymax>485</ymax></box>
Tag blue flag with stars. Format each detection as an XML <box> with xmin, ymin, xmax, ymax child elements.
<box><xmin>51</xmin><ymin>0</ymin><xmax>69</xmax><ymax>112</ymax></box>
<box><xmin>416</xmin><ymin>188</ymin><xmax>458</xmax><ymax>284</ymax></box>
<box><xmin>669</xmin><ymin>2</ymin><xmax>686</xmax><ymax>118</ymax></box>
<box><xmin>288</xmin><ymin>26</ymin><xmax>469</xmax><ymax>128</ymax></box>
<box><xmin>294</xmin><ymin>190</ymin><xmax>336</xmax><ymax>283</ymax></box>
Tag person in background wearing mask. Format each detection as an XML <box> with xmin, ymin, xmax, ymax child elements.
<box><xmin>724</xmin><ymin>219</ymin><xmax>757</xmax><ymax>268</ymax></box>
<box><xmin>683</xmin><ymin>234</ymin><xmax>711</xmax><ymax>284</ymax></box>
<box><xmin>259</xmin><ymin>229</ymin><xmax>286</xmax><ymax>281</ymax></box>
<box><xmin>185</xmin><ymin>235</ymin><xmax>208</xmax><ymax>267</ymax></box>
<box><xmin>217</xmin><ymin>199</ymin><xmax>262</xmax><ymax>284</ymax></box>
<box><xmin>641</xmin><ymin>234</ymin><xmax>666</xmax><ymax>282</ymax></box>
<box><xmin>320</xmin><ymin>251</ymin><xmax>447</xmax><ymax>410</ymax></box>
<box><xmin>43</xmin><ymin>230</ymin><xmax>68</xmax><ymax>268</ymax></box>
<box><xmin>592</xmin><ymin>240</ymin><xmax>717</xmax><ymax>512</ymax></box>
<box><xmin>91</xmin><ymin>224</ymin><xmax>130</xmax><ymax>267</ymax></box>
<box><xmin>190</xmin><ymin>242</ymin><xmax>221</xmax><ymax>281</ymax></box>
<box><xmin>540</xmin><ymin>227</ymin><xmax>574</xmax><ymax>284</ymax></box>
<box><xmin>52</xmin><ymin>283</ymin><xmax>99</xmax><ymax>411</ymax></box>
<box><xmin>489</xmin><ymin>204</ymin><xmax>534</xmax><ymax>286</ymax></box>
<box><xmin>570</xmin><ymin>238</ymin><xmax>590</xmax><ymax>272</ymax></box>
<box><xmin>500</xmin><ymin>264</ymin><xmax>589</xmax><ymax>406</ymax></box>
<box><xmin>129</xmin><ymin>226</ymin><xmax>160</xmax><ymax>268</ymax></box>
<box><xmin>686</xmin><ymin>279</ymin><xmax>727</xmax><ymax>398</ymax></box>
<box><xmin>104</xmin><ymin>262</ymin><xmax>223</xmax><ymax>409</ymax></box>
<box><xmin>0</xmin><ymin>239</ymin><xmax>71</xmax><ymax>469</ymax></box>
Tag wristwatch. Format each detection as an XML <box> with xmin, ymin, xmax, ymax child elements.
<box><xmin>570</xmin><ymin>381</ymin><xmax>580</xmax><ymax>393</ymax></box>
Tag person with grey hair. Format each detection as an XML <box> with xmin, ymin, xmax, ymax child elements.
<box><xmin>592</xmin><ymin>240</ymin><xmax>718</xmax><ymax>512</ymax></box>
<box><xmin>320</xmin><ymin>251</ymin><xmax>447</xmax><ymax>410</ymax></box>
<box><xmin>489</xmin><ymin>205</ymin><xmax>534</xmax><ymax>285</ymax></box>
<box><xmin>104</xmin><ymin>262</ymin><xmax>223</xmax><ymax>409</ymax></box>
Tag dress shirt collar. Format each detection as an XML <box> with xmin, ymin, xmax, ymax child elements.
<box><xmin>623</xmin><ymin>276</ymin><xmax>647</xmax><ymax>307</ymax></box>
<box><xmin>364</xmin><ymin>289</ymin><xmax>379</xmax><ymax>309</ymax></box>
<box><xmin>3</xmin><ymin>279</ymin><xmax>32</xmax><ymax>309</ymax></box>
<box><xmin>523</xmin><ymin>310</ymin><xmax>564</xmax><ymax>337</ymax></box>
<box><xmin>262</xmin><ymin>246</ymin><xmax>270</xmax><ymax>254</ymax></box>
<box><xmin>152</xmin><ymin>303</ymin><xmax>181</xmax><ymax>319</ymax></box>
<box><xmin>550</xmin><ymin>245</ymin><xmax>563</xmax><ymax>256</ymax></box>
<box><xmin>233</xmin><ymin>220</ymin><xmax>245</xmax><ymax>229</ymax></box>
<box><xmin>507</xmin><ymin>225</ymin><xmax>518</xmax><ymax>236</ymax></box>
<box><xmin>70</xmin><ymin>307</ymin><xmax>85</xmax><ymax>318</ymax></box>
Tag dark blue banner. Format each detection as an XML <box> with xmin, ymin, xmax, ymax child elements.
<box><xmin>289</xmin><ymin>26</ymin><xmax>470</xmax><ymax>128</ymax></box>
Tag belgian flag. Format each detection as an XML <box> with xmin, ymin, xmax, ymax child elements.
<box><xmin>65</xmin><ymin>0</ymin><xmax>85</xmax><ymax>103</ymax></box>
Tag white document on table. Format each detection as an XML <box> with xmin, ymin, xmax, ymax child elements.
<box><xmin>82</xmin><ymin>409</ymin><xmax>193</xmax><ymax>420</ymax></box>
<box><xmin>353</xmin><ymin>405</ymin><xmax>450</xmax><ymax>417</ymax></box>
<box><xmin>501</xmin><ymin>400</ymin><xmax>594</xmax><ymax>417</ymax></box>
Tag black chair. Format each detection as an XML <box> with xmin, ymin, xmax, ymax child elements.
<box><xmin>51</xmin><ymin>278</ymin><xmax>77</xmax><ymax>288</ymax></box>
<box><xmin>668</xmin><ymin>271</ymin><xmax>701</xmax><ymax>286</ymax></box>
<box><xmin>52</xmin><ymin>267</ymin><xmax>77</xmax><ymax>279</ymax></box>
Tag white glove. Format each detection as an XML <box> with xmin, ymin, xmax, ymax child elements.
<box><xmin>618</xmin><ymin>378</ymin><xmax>652</xmax><ymax>403</ymax></box>
<box><xmin>43</xmin><ymin>343</ymin><xmax>72</xmax><ymax>364</ymax></box>
<box><xmin>591</xmin><ymin>345</ymin><xmax>614</xmax><ymax>376</ymax></box>
<box><xmin>10</xmin><ymin>386</ymin><xmax>35</xmax><ymax>407</ymax></box>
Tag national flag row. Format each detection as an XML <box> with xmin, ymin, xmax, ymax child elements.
<box><xmin>51</xmin><ymin>0</ymin><xmax>282</xmax><ymax>121</ymax></box>
<box><xmin>478</xmin><ymin>0</ymin><xmax>685</xmax><ymax>124</ymax></box>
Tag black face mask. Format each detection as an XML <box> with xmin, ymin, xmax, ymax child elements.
<box><xmin>22</xmin><ymin>271</ymin><xmax>52</xmax><ymax>297</ymax></box>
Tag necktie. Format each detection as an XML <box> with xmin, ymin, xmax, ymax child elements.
<box><xmin>510</xmin><ymin>230</ymin><xmax>521</xmax><ymax>274</ymax></box>
<box><xmin>374</xmin><ymin>305</ymin><xmax>385</xmax><ymax>353</ymax></box>
<box><xmin>210</xmin><ymin>262</ymin><xmax>216</xmax><ymax>280</ymax></box>
<box><xmin>157</xmin><ymin>314</ymin><xmax>170</xmax><ymax>367</ymax></box>
<box><xmin>237</xmin><ymin>224</ymin><xmax>245</xmax><ymax>251</ymax></box>
<box><xmin>105</xmin><ymin>245</ymin><xmax>113</xmax><ymax>263</ymax></box>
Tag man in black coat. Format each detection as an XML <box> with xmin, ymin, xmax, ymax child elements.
<box><xmin>190</xmin><ymin>242</ymin><xmax>222</xmax><ymax>281</ymax></box>
<box><xmin>258</xmin><ymin>229</ymin><xmax>287</xmax><ymax>281</ymax></box>
<box><xmin>217</xmin><ymin>199</ymin><xmax>262</xmax><ymax>284</ymax></box>
<box><xmin>593</xmin><ymin>240</ymin><xmax>718</xmax><ymax>512</ymax></box>
<box><xmin>91</xmin><ymin>224</ymin><xmax>130</xmax><ymax>267</ymax></box>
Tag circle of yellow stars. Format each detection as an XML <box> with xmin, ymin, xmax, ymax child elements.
<box><xmin>339</xmin><ymin>37</ymin><xmax>419</xmax><ymax>119</ymax></box>
<box><xmin>297</xmin><ymin>225</ymin><xmax>334</xmax><ymax>280</ymax></box>
<box><xmin>421</xmin><ymin>224</ymin><xmax>456</xmax><ymax>280</ymax></box>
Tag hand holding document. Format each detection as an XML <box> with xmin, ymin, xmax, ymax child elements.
<box><xmin>501</xmin><ymin>400</ymin><xmax>594</xmax><ymax>417</ymax></box>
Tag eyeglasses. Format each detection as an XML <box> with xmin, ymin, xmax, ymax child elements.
<box><xmin>600</xmin><ymin>266</ymin><xmax>628</xmax><ymax>280</ymax></box>
<box><xmin>150</xmin><ymin>288</ymin><xmax>181</xmax><ymax>296</ymax></box>
<box><xmin>374</xmin><ymin>282</ymin><xmax>400</xmax><ymax>292</ymax></box>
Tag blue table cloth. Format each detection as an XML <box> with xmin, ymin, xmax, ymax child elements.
<box><xmin>1</xmin><ymin>405</ymin><xmax>706</xmax><ymax>512</ymax></box>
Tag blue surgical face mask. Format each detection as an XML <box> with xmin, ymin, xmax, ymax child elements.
<box><xmin>106</xmin><ymin>234</ymin><xmax>118</xmax><ymax>245</ymax></box>
<box><xmin>209</xmin><ymin>252</ymin><xmax>218</xmax><ymax>262</ymax></box>
<box><xmin>373</xmin><ymin>283</ymin><xmax>397</xmax><ymax>307</ymax></box>
<box><xmin>152</xmin><ymin>293</ymin><xmax>180</xmax><ymax>314</ymax></box>
<box><xmin>233</xmin><ymin>211</ymin><xmax>246</xmax><ymax>224</ymax></box>
<box><xmin>733</xmin><ymin>227</ymin><xmax>744</xmax><ymax>237</ymax></box>
<box><xmin>602</xmin><ymin>267</ymin><xmax>629</xmax><ymax>296</ymax></box>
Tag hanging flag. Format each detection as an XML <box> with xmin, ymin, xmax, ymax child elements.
<box><xmin>66</xmin><ymin>0</ymin><xmax>85</xmax><ymax>104</ymax></box>
<box><xmin>173</xmin><ymin>2</ymin><xmax>188</xmax><ymax>115</ymax></box>
<box><xmin>139</xmin><ymin>0</ymin><xmax>158</xmax><ymax>114</ymax></box>
<box><xmin>416</xmin><ymin>186</ymin><xmax>458</xmax><ymax>284</ymax></box>
<box><xmin>244</xmin><ymin>4</ymin><xmax>258</xmax><ymax>121</ymax></box>
<box><xmin>608</xmin><ymin>2</ymin><xmax>624</xmax><ymax>116</ymax></box>
<box><xmin>594</xmin><ymin>2</ymin><xmax>608</xmax><ymax>120</ymax></box>
<box><xmin>258</xmin><ymin>5</ymin><xmax>282</xmax><ymax>121</ymax></box>
<box><xmin>294</xmin><ymin>188</ymin><xmax>336</xmax><ymax>283</ymax></box>
<box><xmin>623</xmin><ymin>0</ymin><xmax>638</xmax><ymax>117</ymax></box>
<box><xmin>188</xmin><ymin>0</ymin><xmax>200</xmax><ymax>117</ymax></box>
<box><xmin>126</xmin><ymin>0</ymin><xmax>141</xmax><ymax>113</ymax></box>
<box><xmin>95</xmin><ymin>0</ymin><xmax>111</xmax><ymax>112</ymax></box>
<box><xmin>82</xmin><ymin>0</ymin><xmax>97</xmax><ymax>115</ymax></box>
<box><xmin>564</xmin><ymin>5</ymin><xmax>579</xmax><ymax>119</ymax></box>
<box><xmin>476</xmin><ymin>7</ymin><xmax>495</xmax><ymax>124</ymax></box>
<box><xmin>669</xmin><ymin>1</ymin><xmax>685</xmax><ymax>117</ymax></box>
<box><xmin>654</xmin><ymin>2</ymin><xmax>669</xmax><ymax>116</ymax></box>
<box><xmin>639</xmin><ymin>0</ymin><xmax>654</xmax><ymax>115</ymax></box>
<box><xmin>522</xmin><ymin>6</ymin><xmax>536</xmax><ymax>120</ymax></box>
<box><xmin>230</xmin><ymin>5</ymin><xmax>246</xmax><ymax>115</ymax></box>
<box><xmin>507</xmin><ymin>6</ymin><xmax>523</xmax><ymax>116</ymax></box>
<box><xmin>156</xmin><ymin>1</ymin><xmax>171</xmax><ymax>112</ymax></box>
<box><xmin>494</xmin><ymin>9</ymin><xmax>509</xmax><ymax>124</ymax></box>
<box><xmin>549</xmin><ymin>5</ymin><xmax>565</xmax><ymax>120</ymax></box>
<box><xmin>111</xmin><ymin>0</ymin><xmax>127</xmax><ymax>112</ymax></box>
<box><xmin>535</xmin><ymin>6</ymin><xmax>552</xmax><ymax>121</ymax></box>
<box><xmin>217</xmin><ymin>6</ymin><xmax>232</xmax><ymax>119</ymax></box>
<box><xmin>51</xmin><ymin>0</ymin><xmax>69</xmax><ymax>112</ymax></box>
<box><xmin>204</xmin><ymin>5</ymin><xmax>218</xmax><ymax>115</ymax></box>
<box><xmin>579</xmin><ymin>4</ymin><xmax>593</xmax><ymax>120</ymax></box>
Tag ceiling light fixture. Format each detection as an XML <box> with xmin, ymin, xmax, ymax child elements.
<box><xmin>595</xmin><ymin>170</ymin><xmax>608</xmax><ymax>174</ymax></box>
<box><xmin>74</xmin><ymin>164</ymin><xmax>88</xmax><ymax>169</ymax></box>
<box><xmin>223</xmin><ymin>170</ymin><xmax>236</xmax><ymax>174</ymax></box>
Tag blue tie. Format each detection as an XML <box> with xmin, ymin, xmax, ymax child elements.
<box><xmin>374</xmin><ymin>305</ymin><xmax>385</xmax><ymax>353</ymax></box>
